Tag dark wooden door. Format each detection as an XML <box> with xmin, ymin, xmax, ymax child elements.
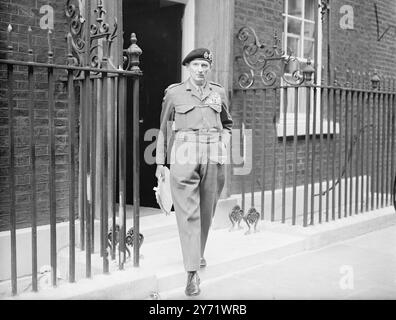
<box><xmin>123</xmin><ymin>1</ymin><xmax>184</xmax><ymax>207</ymax></box>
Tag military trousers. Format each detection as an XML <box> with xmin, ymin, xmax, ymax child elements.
<box><xmin>169</xmin><ymin>138</ymin><xmax>226</xmax><ymax>272</ymax></box>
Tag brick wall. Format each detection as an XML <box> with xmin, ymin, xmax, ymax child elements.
<box><xmin>0</xmin><ymin>0</ymin><xmax>75</xmax><ymax>231</ymax></box>
<box><xmin>329</xmin><ymin>0</ymin><xmax>396</xmax><ymax>79</ymax></box>
<box><xmin>0</xmin><ymin>0</ymin><xmax>394</xmax><ymax>229</ymax></box>
<box><xmin>231</xmin><ymin>0</ymin><xmax>396</xmax><ymax>197</ymax></box>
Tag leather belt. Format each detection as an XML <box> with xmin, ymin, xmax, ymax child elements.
<box><xmin>175</xmin><ymin>129</ymin><xmax>222</xmax><ymax>143</ymax></box>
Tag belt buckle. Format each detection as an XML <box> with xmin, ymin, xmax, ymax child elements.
<box><xmin>177</xmin><ymin>131</ymin><xmax>185</xmax><ymax>142</ymax></box>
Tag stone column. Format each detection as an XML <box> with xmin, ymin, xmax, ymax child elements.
<box><xmin>195</xmin><ymin>0</ymin><xmax>235</xmax><ymax>198</ymax></box>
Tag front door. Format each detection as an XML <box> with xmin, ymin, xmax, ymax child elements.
<box><xmin>123</xmin><ymin>0</ymin><xmax>184</xmax><ymax>207</ymax></box>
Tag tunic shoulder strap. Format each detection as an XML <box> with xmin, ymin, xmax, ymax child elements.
<box><xmin>209</xmin><ymin>81</ymin><xmax>224</xmax><ymax>88</ymax></box>
<box><xmin>164</xmin><ymin>82</ymin><xmax>183</xmax><ymax>94</ymax></box>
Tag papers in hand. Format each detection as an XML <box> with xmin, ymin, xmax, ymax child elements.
<box><xmin>153</xmin><ymin>166</ymin><xmax>173</xmax><ymax>215</ymax></box>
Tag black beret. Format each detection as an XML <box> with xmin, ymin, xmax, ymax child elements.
<box><xmin>182</xmin><ymin>48</ymin><xmax>213</xmax><ymax>66</ymax></box>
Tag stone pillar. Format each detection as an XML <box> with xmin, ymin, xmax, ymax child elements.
<box><xmin>100</xmin><ymin>0</ymin><xmax>123</xmax><ymax>68</ymax></box>
<box><xmin>195</xmin><ymin>0</ymin><xmax>235</xmax><ymax>198</ymax></box>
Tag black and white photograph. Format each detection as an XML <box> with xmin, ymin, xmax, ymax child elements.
<box><xmin>0</xmin><ymin>0</ymin><xmax>396</xmax><ymax>309</ymax></box>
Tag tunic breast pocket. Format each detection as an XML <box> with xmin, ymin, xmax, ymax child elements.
<box><xmin>174</xmin><ymin>104</ymin><xmax>195</xmax><ymax>129</ymax></box>
<box><xmin>206</xmin><ymin>103</ymin><xmax>222</xmax><ymax>128</ymax></box>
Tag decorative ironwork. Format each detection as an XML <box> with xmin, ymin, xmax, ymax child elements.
<box><xmin>320</xmin><ymin>0</ymin><xmax>330</xmax><ymax>23</ymax></box>
<box><xmin>1</xmin><ymin>20</ymin><xmax>144</xmax><ymax>296</ymax></box>
<box><xmin>229</xmin><ymin>205</ymin><xmax>244</xmax><ymax>231</ymax></box>
<box><xmin>243</xmin><ymin>208</ymin><xmax>260</xmax><ymax>234</ymax></box>
<box><xmin>108</xmin><ymin>224</ymin><xmax>144</xmax><ymax>260</ymax></box>
<box><xmin>236</xmin><ymin>26</ymin><xmax>313</xmax><ymax>88</ymax></box>
<box><xmin>89</xmin><ymin>0</ymin><xmax>118</xmax><ymax>71</ymax></box>
<box><xmin>301</xmin><ymin>59</ymin><xmax>315</xmax><ymax>83</ymax></box>
<box><xmin>371</xmin><ymin>71</ymin><xmax>381</xmax><ymax>89</ymax></box>
<box><xmin>65</xmin><ymin>0</ymin><xmax>86</xmax><ymax>70</ymax></box>
<box><xmin>123</xmin><ymin>33</ymin><xmax>142</xmax><ymax>73</ymax></box>
<box><xmin>228</xmin><ymin>205</ymin><xmax>260</xmax><ymax>234</ymax></box>
<box><xmin>65</xmin><ymin>0</ymin><xmax>119</xmax><ymax>74</ymax></box>
<box><xmin>67</xmin><ymin>33</ymin><xmax>78</xmax><ymax>66</ymax></box>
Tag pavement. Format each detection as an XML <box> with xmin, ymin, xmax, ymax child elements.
<box><xmin>160</xmin><ymin>224</ymin><xmax>396</xmax><ymax>300</ymax></box>
<box><xmin>2</xmin><ymin>206</ymin><xmax>396</xmax><ymax>300</ymax></box>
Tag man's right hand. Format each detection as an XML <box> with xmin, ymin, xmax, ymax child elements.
<box><xmin>155</xmin><ymin>165</ymin><xmax>165</xmax><ymax>181</ymax></box>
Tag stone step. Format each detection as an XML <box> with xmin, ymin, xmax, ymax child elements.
<box><xmin>8</xmin><ymin>206</ymin><xmax>395</xmax><ymax>300</ymax></box>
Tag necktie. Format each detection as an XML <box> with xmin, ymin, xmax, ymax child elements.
<box><xmin>197</xmin><ymin>86</ymin><xmax>203</xmax><ymax>97</ymax></box>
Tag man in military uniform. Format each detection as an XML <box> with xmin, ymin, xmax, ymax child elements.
<box><xmin>155</xmin><ymin>48</ymin><xmax>233</xmax><ymax>296</ymax></box>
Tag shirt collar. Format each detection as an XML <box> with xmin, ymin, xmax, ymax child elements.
<box><xmin>186</xmin><ymin>78</ymin><xmax>211</xmax><ymax>92</ymax></box>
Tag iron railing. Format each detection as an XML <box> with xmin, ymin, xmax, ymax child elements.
<box><xmin>231</xmin><ymin>26</ymin><xmax>396</xmax><ymax>228</ymax></box>
<box><xmin>233</xmin><ymin>81</ymin><xmax>396</xmax><ymax>226</ymax></box>
<box><xmin>232</xmin><ymin>78</ymin><xmax>396</xmax><ymax>226</ymax></box>
<box><xmin>1</xmin><ymin>22</ymin><xmax>142</xmax><ymax>296</ymax></box>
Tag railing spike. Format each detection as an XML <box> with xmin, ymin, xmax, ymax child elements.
<box><xmin>333</xmin><ymin>67</ymin><xmax>338</xmax><ymax>86</ymax></box>
<box><xmin>67</xmin><ymin>33</ymin><xmax>76</xmax><ymax>66</ymax></box>
<box><xmin>362</xmin><ymin>72</ymin><xmax>366</xmax><ymax>89</ymax></box>
<box><xmin>357</xmin><ymin>71</ymin><xmax>361</xmax><ymax>89</ymax></box>
<box><xmin>371</xmin><ymin>71</ymin><xmax>380</xmax><ymax>90</ymax></box>
<box><xmin>48</xmin><ymin>29</ymin><xmax>54</xmax><ymax>63</ymax></box>
<box><xmin>7</xmin><ymin>24</ymin><xmax>13</xmax><ymax>53</ymax></box>
<box><xmin>346</xmin><ymin>68</ymin><xmax>350</xmax><ymax>87</ymax></box>
<box><xmin>28</xmin><ymin>26</ymin><xmax>33</xmax><ymax>58</ymax></box>
<box><xmin>351</xmin><ymin>69</ymin><xmax>356</xmax><ymax>88</ymax></box>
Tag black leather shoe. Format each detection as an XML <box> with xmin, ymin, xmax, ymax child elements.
<box><xmin>200</xmin><ymin>257</ymin><xmax>207</xmax><ymax>268</ymax></box>
<box><xmin>185</xmin><ymin>271</ymin><xmax>200</xmax><ymax>296</ymax></box>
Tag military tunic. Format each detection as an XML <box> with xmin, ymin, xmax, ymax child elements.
<box><xmin>156</xmin><ymin>79</ymin><xmax>233</xmax><ymax>271</ymax></box>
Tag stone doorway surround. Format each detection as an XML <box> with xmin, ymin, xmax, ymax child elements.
<box><xmin>194</xmin><ymin>0</ymin><xmax>235</xmax><ymax>198</ymax></box>
<box><xmin>88</xmin><ymin>0</ymin><xmax>235</xmax><ymax>198</ymax></box>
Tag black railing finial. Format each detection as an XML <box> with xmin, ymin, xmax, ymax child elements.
<box><xmin>124</xmin><ymin>33</ymin><xmax>142</xmax><ymax>73</ymax></box>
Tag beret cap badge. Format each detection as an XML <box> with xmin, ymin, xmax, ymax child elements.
<box><xmin>182</xmin><ymin>48</ymin><xmax>214</xmax><ymax>66</ymax></box>
<box><xmin>204</xmin><ymin>51</ymin><xmax>213</xmax><ymax>61</ymax></box>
